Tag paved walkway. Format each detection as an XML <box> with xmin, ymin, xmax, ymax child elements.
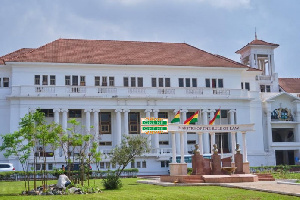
<box><xmin>137</xmin><ymin>178</ymin><xmax>300</xmax><ymax>197</ymax></box>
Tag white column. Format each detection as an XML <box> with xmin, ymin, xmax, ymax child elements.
<box><xmin>93</xmin><ymin>109</ymin><xmax>100</xmax><ymax>146</ymax></box>
<box><xmin>271</xmin><ymin>53</ymin><xmax>275</xmax><ymax>75</ymax></box>
<box><xmin>242</xmin><ymin>132</ymin><xmax>248</xmax><ymax>162</ymax></box>
<box><xmin>115</xmin><ymin>109</ymin><xmax>122</xmax><ymax>146</ymax></box>
<box><xmin>53</xmin><ymin>108</ymin><xmax>60</xmax><ymax>157</ymax></box>
<box><xmin>202</xmin><ymin>109</ymin><xmax>209</xmax><ymax>154</ymax></box>
<box><xmin>210</xmin><ymin>110</ymin><xmax>216</xmax><ymax>154</ymax></box>
<box><xmin>174</xmin><ymin>110</ymin><xmax>181</xmax><ymax>154</ymax></box>
<box><xmin>229</xmin><ymin>109</ymin><xmax>236</xmax><ymax>162</ymax></box>
<box><xmin>265</xmin><ymin>103</ymin><xmax>272</xmax><ymax>152</ymax></box>
<box><xmin>268</xmin><ymin>54</ymin><xmax>271</xmax><ymax>75</ymax></box>
<box><xmin>61</xmin><ymin>109</ymin><xmax>68</xmax><ymax>157</ymax></box>
<box><xmin>198</xmin><ymin>133</ymin><xmax>203</xmax><ymax>155</ymax></box>
<box><xmin>84</xmin><ymin>109</ymin><xmax>91</xmax><ymax>133</ymax></box>
<box><xmin>153</xmin><ymin>109</ymin><xmax>159</xmax><ymax>151</ymax></box>
<box><xmin>145</xmin><ymin>109</ymin><xmax>152</xmax><ymax>148</ymax></box>
<box><xmin>180</xmin><ymin>132</ymin><xmax>185</xmax><ymax>163</ymax></box>
<box><xmin>181</xmin><ymin>109</ymin><xmax>188</xmax><ymax>153</ymax></box>
<box><xmin>123</xmin><ymin>109</ymin><xmax>130</xmax><ymax>135</ymax></box>
<box><xmin>171</xmin><ymin>132</ymin><xmax>176</xmax><ymax>163</ymax></box>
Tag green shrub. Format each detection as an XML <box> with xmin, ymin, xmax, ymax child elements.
<box><xmin>102</xmin><ymin>172</ymin><xmax>123</xmax><ymax>190</ymax></box>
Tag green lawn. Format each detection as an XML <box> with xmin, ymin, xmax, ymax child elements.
<box><xmin>0</xmin><ymin>178</ymin><xmax>298</xmax><ymax>200</ymax></box>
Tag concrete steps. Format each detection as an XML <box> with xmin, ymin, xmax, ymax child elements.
<box><xmin>182</xmin><ymin>176</ymin><xmax>204</xmax><ymax>183</ymax></box>
<box><xmin>255</xmin><ymin>173</ymin><xmax>275</xmax><ymax>181</ymax></box>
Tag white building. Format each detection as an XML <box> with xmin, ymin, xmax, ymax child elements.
<box><xmin>0</xmin><ymin>38</ymin><xmax>299</xmax><ymax>175</ymax></box>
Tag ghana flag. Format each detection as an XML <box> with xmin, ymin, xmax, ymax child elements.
<box><xmin>184</xmin><ymin>111</ymin><xmax>199</xmax><ymax>125</ymax></box>
<box><xmin>171</xmin><ymin>110</ymin><xmax>180</xmax><ymax>123</ymax></box>
<box><xmin>209</xmin><ymin>109</ymin><xmax>221</xmax><ymax>125</ymax></box>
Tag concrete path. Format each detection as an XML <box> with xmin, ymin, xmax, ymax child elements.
<box><xmin>137</xmin><ymin>178</ymin><xmax>300</xmax><ymax>197</ymax></box>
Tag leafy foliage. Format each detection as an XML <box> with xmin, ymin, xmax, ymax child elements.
<box><xmin>102</xmin><ymin>172</ymin><xmax>123</xmax><ymax>190</ymax></box>
<box><xmin>110</xmin><ymin>135</ymin><xmax>150</xmax><ymax>177</ymax></box>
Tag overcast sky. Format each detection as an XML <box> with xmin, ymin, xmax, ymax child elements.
<box><xmin>1</xmin><ymin>0</ymin><xmax>299</xmax><ymax>77</ymax></box>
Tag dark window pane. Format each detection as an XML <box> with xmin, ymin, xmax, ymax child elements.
<box><xmin>72</xmin><ymin>76</ymin><xmax>78</xmax><ymax>86</ymax></box>
<box><xmin>50</xmin><ymin>75</ymin><xmax>56</xmax><ymax>85</ymax></box>
<box><xmin>212</xmin><ymin>79</ymin><xmax>216</xmax><ymax>88</ymax></box>
<box><xmin>221</xmin><ymin>110</ymin><xmax>227</xmax><ymax>118</ymax></box>
<box><xmin>165</xmin><ymin>78</ymin><xmax>170</xmax><ymax>87</ymax></box>
<box><xmin>102</xmin><ymin>77</ymin><xmax>107</xmax><ymax>86</ymax></box>
<box><xmin>205</xmin><ymin>79</ymin><xmax>210</xmax><ymax>87</ymax></box>
<box><xmin>35</xmin><ymin>75</ymin><xmax>40</xmax><ymax>85</ymax></box>
<box><xmin>138</xmin><ymin>77</ymin><xmax>143</xmax><ymax>87</ymax></box>
<box><xmin>192</xmin><ymin>78</ymin><xmax>197</xmax><ymax>87</ymax></box>
<box><xmin>124</xmin><ymin>77</ymin><xmax>129</xmax><ymax>87</ymax></box>
<box><xmin>185</xmin><ymin>78</ymin><xmax>190</xmax><ymax>87</ymax></box>
<box><xmin>131</xmin><ymin>77</ymin><xmax>136</xmax><ymax>87</ymax></box>
<box><xmin>218</xmin><ymin>79</ymin><xmax>223</xmax><ymax>88</ymax></box>
<box><xmin>152</xmin><ymin>78</ymin><xmax>156</xmax><ymax>87</ymax></box>
<box><xmin>65</xmin><ymin>76</ymin><xmax>70</xmax><ymax>85</ymax></box>
<box><xmin>245</xmin><ymin>82</ymin><xmax>250</xmax><ymax>91</ymax></box>
<box><xmin>241</xmin><ymin>82</ymin><xmax>243</xmax><ymax>89</ymax></box>
<box><xmin>42</xmin><ymin>75</ymin><xmax>48</xmax><ymax>85</ymax></box>
<box><xmin>179</xmin><ymin>78</ymin><xmax>184</xmax><ymax>87</ymax></box>
<box><xmin>95</xmin><ymin>76</ymin><xmax>100</xmax><ymax>86</ymax></box>
<box><xmin>109</xmin><ymin>77</ymin><xmax>114</xmax><ymax>86</ymax></box>
<box><xmin>3</xmin><ymin>78</ymin><xmax>9</xmax><ymax>87</ymax></box>
<box><xmin>159</xmin><ymin>78</ymin><xmax>163</xmax><ymax>87</ymax></box>
<box><xmin>266</xmin><ymin>85</ymin><xmax>271</xmax><ymax>92</ymax></box>
<box><xmin>69</xmin><ymin>109</ymin><xmax>82</xmax><ymax>118</ymax></box>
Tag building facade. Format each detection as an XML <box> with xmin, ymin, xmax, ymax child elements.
<box><xmin>0</xmin><ymin>38</ymin><xmax>299</xmax><ymax>174</ymax></box>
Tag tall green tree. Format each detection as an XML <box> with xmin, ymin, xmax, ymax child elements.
<box><xmin>111</xmin><ymin>135</ymin><xmax>150</xmax><ymax>177</ymax></box>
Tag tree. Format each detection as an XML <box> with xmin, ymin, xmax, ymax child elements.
<box><xmin>111</xmin><ymin>135</ymin><xmax>150</xmax><ymax>177</ymax></box>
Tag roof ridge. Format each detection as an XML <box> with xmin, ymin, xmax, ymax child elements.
<box><xmin>185</xmin><ymin>43</ymin><xmax>248</xmax><ymax>68</ymax></box>
<box><xmin>57</xmin><ymin>38</ymin><xmax>186</xmax><ymax>45</ymax></box>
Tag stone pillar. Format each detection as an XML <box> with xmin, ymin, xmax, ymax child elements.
<box><xmin>197</xmin><ymin>133</ymin><xmax>203</xmax><ymax>155</ymax></box>
<box><xmin>268</xmin><ymin>54</ymin><xmax>271</xmax><ymax>75</ymax></box>
<box><xmin>242</xmin><ymin>132</ymin><xmax>248</xmax><ymax>162</ymax></box>
<box><xmin>271</xmin><ymin>53</ymin><xmax>275</xmax><ymax>75</ymax></box>
<box><xmin>123</xmin><ymin>109</ymin><xmax>130</xmax><ymax>135</ymax></box>
<box><xmin>84</xmin><ymin>109</ymin><xmax>91</xmax><ymax>133</ymax></box>
<box><xmin>61</xmin><ymin>109</ymin><xmax>68</xmax><ymax>157</ymax></box>
<box><xmin>210</xmin><ymin>110</ymin><xmax>216</xmax><ymax>154</ymax></box>
<box><xmin>202</xmin><ymin>109</ymin><xmax>210</xmax><ymax>154</ymax></box>
<box><xmin>153</xmin><ymin>109</ymin><xmax>159</xmax><ymax>151</ymax></box>
<box><xmin>212</xmin><ymin>153</ymin><xmax>221</xmax><ymax>175</ymax></box>
<box><xmin>174</xmin><ymin>110</ymin><xmax>181</xmax><ymax>154</ymax></box>
<box><xmin>145</xmin><ymin>109</ymin><xmax>152</xmax><ymax>148</ymax></box>
<box><xmin>229</xmin><ymin>109</ymin><xmax>236</xmax><ymax>162</ymax></box>
<box><xmin>180</xmin><ymin>132</ymin><xmax>185</xmax><ymax>163</ymax></box>
<box><xmin>53</xmin><ymin>108</ymin><xmax>60</xmax><ymax>158</ymax></box>
<box><xmin>181</xmin><ymin>109</ymin><xmax>188</xmax><ymax>153</ymax></box>
<box><xmin>93</xmin><ymin>109</ymin><xmax>100</xmax><ymax>146</ymax></box>
<box><xmin>171</xmin><ymin>132</ymin><xmax>176</xmax><ymax>163</ymax></box>
<box><xmin>115</xmin><ymin>109</ymin><xmax>122</xmax><ymax>146</ymax></box>
<box><xmin>265</xmin><ymin>103</ymin><xmax>272</xmax><ymax>152</ymax></box>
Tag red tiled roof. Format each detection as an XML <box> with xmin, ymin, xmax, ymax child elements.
<box><xmin>2</xmin><ymin>39</ymin><xmax>249</xmax><ymax>69</ymax></box>
<box><xmin>279</xmin><ymin>78</ymin><xmax>300</xmax><ymax>93</ymax></box>
<box><xmin>0</xmin><ymin>48</ymin><xmax>35</xmax><ymax>65</ymax></box>
<box><xmin>236</xmin><ymin>39</ymin><xmax>279</xmax><ymax>54</ymax></box>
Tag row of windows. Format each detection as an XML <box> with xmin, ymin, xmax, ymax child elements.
<box><xmin>34</xmin><ymin>75</ymin><xmax>228</xmax><ymax>88</ymax></box>
<box><xmin>98</xmin><ymin>161</ymin><xmax>147</xmax><ymax>169</ymax></box>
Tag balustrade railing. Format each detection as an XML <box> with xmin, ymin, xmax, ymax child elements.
<box><xmin>11</xmin><ymin>86</ymin><xmax>250</xmax><ymax>99</ymax></box>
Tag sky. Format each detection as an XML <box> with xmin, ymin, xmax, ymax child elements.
<box><xmin>0</xmin><ymin>0</ymin><xmax>299</xmax><ymax>78</ymax></box>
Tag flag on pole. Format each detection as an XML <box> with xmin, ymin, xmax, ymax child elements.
<box><xmin>171</xmin><ymin>110</ymin><xmax>180</xmax><ymax>123</ymax></box>
<box><xmin>209</xmin><ymin>109</ymin><xmax>221</xmax><ymax>125</ymax></box>
<box><xmin>184</xmin><ymin>111</ymin><xmax>199</xmax><ymax>125</ymax></box>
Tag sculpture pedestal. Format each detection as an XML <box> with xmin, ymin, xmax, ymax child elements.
<box><xmin>234</xmin><ymin>153</ymin><xmax>244</xmax><ymax>174</ymax></box>
<box><xmin>243</xmin><ymin>162</ymin><xmax>250</xmax><ymax>174</ymax></box>
<box><xmin>212</xmin><ymin>154</ymin><xmax>221</xmax><ymax>175</ymax></box>
<box><xmin>192</xmin><ymin>154</ymin><xmax>204</xmax><ymax>175</ymax></box>
<box><xmin>169</xmin><ymin>163</ymin><xmax>187</xmax><ymax>176</ymax></box>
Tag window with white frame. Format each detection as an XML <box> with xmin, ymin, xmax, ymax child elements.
<box><xmin>152</xmin><ymin>77</ymin><xmax>171</xmax><ymax>87</ymax></box>
<box><xmin>205</xmin><ymin>78</ymin><xmax>223</xmax><ymax>88</ymax></box>
<box><xmin>3</xmin><ymin>77</ymin><xmax>9</xmax><ymax>87</ymax></box>
<box><xmin>100</xmin><ymin>112</ymin><xmax>111</xmax><ymax>134</ymax></box>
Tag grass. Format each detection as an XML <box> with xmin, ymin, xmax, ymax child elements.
<box><xmin>272</xmin><ymin>172</ymin><xmax>300</xmax><ymax>180</ymax></box>
<box><xmin>0</xmin><ymin>178</ymin><xmax>299</xmax><ymax>200</ymax></box>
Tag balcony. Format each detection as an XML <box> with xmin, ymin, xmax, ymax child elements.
<box><xmin>9</xmin><ymin>86</ymin><xmax>252</xmax><ymax>100</ymax></box>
